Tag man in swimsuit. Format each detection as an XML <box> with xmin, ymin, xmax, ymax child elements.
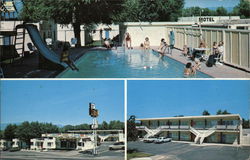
<box><xmin>125</xmin><ymin>33</ymin><xmax>132</xmax><ymax>49</ymax></box>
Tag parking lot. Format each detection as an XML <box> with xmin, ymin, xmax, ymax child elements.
<box><xmin>1</xmin><ymin>142</ymin><xmax>124</xmax><ymax>160</ymax></box>
<box><xmin>128</xmin><ymin>141</ymin><xmax>250</xmax><ymax>160</ymax></box>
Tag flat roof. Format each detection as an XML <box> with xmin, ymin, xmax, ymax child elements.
<box><xmin>136</xmin><ymin>114</ymin><xmax>241</xmax><ymax>121</ymax></box>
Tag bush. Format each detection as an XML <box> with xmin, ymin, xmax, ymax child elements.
<box><xmin>9</xmin><ymin>147</ymin><xmax>20</xmax><ymax>152</ymax></box>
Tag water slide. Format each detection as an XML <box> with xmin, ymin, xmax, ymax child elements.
<box><xmin>16</xmin><ymin>24</ymin><xmax>68</xmax><ymax>68</ymax></box>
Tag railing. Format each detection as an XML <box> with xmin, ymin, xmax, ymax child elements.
<box><xmin>180</xmin><ymin>125</ymin><xmax>190</xmax><ymax>129</ymax></box>
<box><xmin>166</xmin><ymin>26</ymin><xmax>250</xmax><ymax>71</ymax></box>
<box><xmin>136</xmin><ymin>125</ymin><xmax>239</xmax><ymax>130</ymax></box>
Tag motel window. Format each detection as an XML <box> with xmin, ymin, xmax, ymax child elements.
<box><xmin>194</xmin><ymin>121</ymin><xmax>205</xmax><ymax>128</ymax></box>
<box><xmin>180</xmin><ymin>121</ymin><xmax>188</xmax><ymax>125</ymax></box>
<box><xmin>150</xmin><ymin>121</ymin><xmax>158</xmax><ymax>128</ymax></box>
<box><xmin>180</xmin><ymin>132</ymin><xmax>190</xmax><ymax>141</ymax></box>
<box><xmin>47</xmin><ymin>142</ymin><xmax>52</xmax><ymax>146</ymax></box>
<box><xmin>225</xmin><ymin>133</ymin><xmax>237</xmax><ymax>144</ymax></box>
<box><xmin>207</xmin><ymin>133</ymin><xmax>218</xmax><ymax>143</ymax></box>
<box><xmin>159</xmin><ymin>121</ymin><xmax>167</xmax><ymax>126</ymax></box>
<box><xmin>170</xmin><ymin>121</ymin><xmax>178</xmax><ymax>126</ymax></box>
<box><xmin>171</xmin><ymin>132</ymin><xmax>179</xmax><ymax>140</ymax></box>
<box><xmin>207</xmin><ymin>120</ymin><xmax>217</xmax><ymax>128</ymax></box>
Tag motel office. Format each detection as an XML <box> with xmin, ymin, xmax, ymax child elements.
<box><xmin>136</xmin><ymin>114</ymin><xmax>243</xmax><ymax>145</ymax></box>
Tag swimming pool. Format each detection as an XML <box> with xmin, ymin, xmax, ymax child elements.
<box><xmin>58</xmin><ymin>49</ymin><xmax>212</xmax><ymax>78</ymax></box>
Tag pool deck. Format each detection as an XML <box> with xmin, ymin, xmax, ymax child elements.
<box><xmin>149</xmin><ymin>46</ymin><xmax>250</xmax><ymax>78</ymax></box>
<box><xmin>1</xmin><ymin>47</ymin><xmax>91</xmax><ymax>78</ymax></box>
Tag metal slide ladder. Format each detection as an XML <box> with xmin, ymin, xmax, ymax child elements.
<box><xmin>14</xmin><ymin>27</ymin><xmax>25</xmax><ymax>57</ymax></box>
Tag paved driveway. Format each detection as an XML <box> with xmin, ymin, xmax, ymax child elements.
<box><xmin>128</xmin><ymin>141</ymin><xmax>250</xmax><ymax>160</ymax></box>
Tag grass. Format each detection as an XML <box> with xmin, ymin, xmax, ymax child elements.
<box><xmin>127</xmin><ymin>148</ymin><xmax>153</xmax><ymax>160</ymax></box>
<box><xmin>127</xmin><ymin>152</ymin><xmax>153</xmax><ymax>160</ymax></box>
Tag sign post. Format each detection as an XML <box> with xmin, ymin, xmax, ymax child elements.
<box><xmin>89</xmin><ymin>103</ymin><xmax>99</xmax><ymax>155</ymax></box>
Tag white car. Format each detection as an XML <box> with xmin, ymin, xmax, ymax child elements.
<box><xmin>154</xmin><ymin>137</ymin><xmax>172</xmax><ymax>143</ymax></box>
<box><xmin>109</xmin><ymin>142</ymin><xmax>125</xmax><ymax>150</ymax></box>
<box><xmin>143</xmin><ymin>136</ymin><xmax>158</xmax><ymax>143</ymax></box>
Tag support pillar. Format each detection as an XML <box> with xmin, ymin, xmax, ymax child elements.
<box><xmin>220</xmin><ymin>132</ymin><xmax>223</xmax><ymax>143</ymax></box>
<box><xmin>205</xmin><ymin>119</ymin><xmax>207</xmax><ymax>129</ymax></box>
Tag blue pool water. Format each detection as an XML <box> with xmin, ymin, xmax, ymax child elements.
<box><xmin>58</xmin><ymin>49</ymin><xmax>211</xmax><ymax>78</ymax></box>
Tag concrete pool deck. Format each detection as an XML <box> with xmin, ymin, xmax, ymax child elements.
<box><xmin>1</xmin><ymin>47</ymin><xmax>91</xmax><ymax>78</ymax></box>
<box><xmin>150</xmin><ymin>46</ymin><xmax>250</xmax><ymax>78</ymax></box>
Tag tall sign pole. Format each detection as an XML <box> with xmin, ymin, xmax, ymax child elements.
<box><xmin>89</xmin><ymin>103</ymin><xmax>99</xmax><ymax>155</ymax></box>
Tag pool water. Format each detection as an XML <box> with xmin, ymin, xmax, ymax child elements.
<box><xmin>58</xmin><ymin>49</ymin><xmax>211</xmax><ymax>78</ymax></box>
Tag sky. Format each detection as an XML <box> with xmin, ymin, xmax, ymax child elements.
<box><xmin>1</xmin><ymin>80</ymin><xmax>124</xmax><ymax>125</ymax></box>
<box><xmin>128</xmin><ymin>80</ymin><xmax>250</xmax><ymax>120</ymax></box>
<box><xmin>185</xmin><ymin>0</ymin><xmax>240</xmax><ymax>8</ymax></box>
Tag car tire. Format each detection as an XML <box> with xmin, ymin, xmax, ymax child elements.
<box><xmin>109</xmin><ymin>147</ymin><xmax>113</xmax><ymax>150</ymax></box>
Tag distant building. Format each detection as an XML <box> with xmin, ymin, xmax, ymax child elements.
<box><xmin>178</xmin><ymin>16</ymin><xmax>250</xmax><ymax>30</ymax></box>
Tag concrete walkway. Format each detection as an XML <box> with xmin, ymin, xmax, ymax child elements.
<box><xmin>151</xmin><ymin>47</ymin><xmax>250</xmax><ymax>78</ymax></box>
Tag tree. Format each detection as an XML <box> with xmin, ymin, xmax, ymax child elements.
<box><xmin>109</xmin><ymin>120</ymin><xmax>124</xmax><ymax>130</ymax></box>
<box><xmin>127</xmin><ymin>115</ymin><xmax>138</xmax><ymax>141</ymax></box>
<box><xmin>216</xmin><ymin>109</ymin><xmax>222</xmax><ymax>115</ymax></box>
<box><xmin>20</xmin><ymin>0</ymin><xmax>123</xmax><ymax>47</ymax></box>
<box><xmin>100</xmin><ymin>121</ymin><xmax>109</xmax><ymax>130</ymax></box>
<box><xmin>119</xmin><ymin>0</ymin><xmax>184</xmax><ymax>22</ymax></box>
<box><xmin>4</xmin><ymin>124</ymin><xmax>17</xmax><ymax>140</ymax></box>
<box><xmin>232</xmin><ymin>0</ymin><xmax>250</xmax><ymax>18</ymax></box>
<box><xmin>222</xmin><ymin>110</ymin><xmax>231</xmax><ymax>114</ymax></box>
<box><xmin>216</xmin><ymin>109</ymin><xmax>231</xmax><ymax>115</ymax></box>
<box><xmin>202</xmin><ymin>110</ymin><xmax>210</xmax><ymax>115</ymax></box>
<box><xmin>0</xmin><ymin>130</ymin><xmax>4</xmax><ymax>139</ymax></box>
<box><xmin>216</xmin><ymin>7</ymin><xmax>228</xmax><ymax>16</ymax></box>
<box><xmin>242</xmin><ymin>118</ymin><xmax>250</xmax><ymax>128</ymax></box>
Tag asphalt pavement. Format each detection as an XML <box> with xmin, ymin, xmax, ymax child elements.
<box><xmin>128</xmin><ymin>141</ymin><xmax>250</xmax><ymax>160</ymax></box>
<box><xmin>1</xmin><ymin>142</ymin><xmax>124</xmax><ymax>160</ymax></box>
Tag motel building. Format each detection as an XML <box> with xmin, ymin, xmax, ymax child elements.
<box><xmin>30</xmin><ymin>131</ymin><xmax>125</xmax><ymax>151</ymax></box>
<box><xmin>136</xmin><ymin>114</ymin><xmax>250</xmax><ymax>145</ymax></box>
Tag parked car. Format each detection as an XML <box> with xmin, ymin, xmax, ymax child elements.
<box><xmin>143</xmin><ymin>136</ymin><xmax>158</xmax><ymax>143</ymax></box>
<box><xmin>109</xmin><ymin>142</ymin><xmax>125</xmax><ymax>150</ymax></box>
<box><xmin>154</xmin><ymin>137</ymin><xmax>172</xmax><ymax>144</ymax></box>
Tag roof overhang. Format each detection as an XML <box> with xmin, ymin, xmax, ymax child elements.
<box><xmin>136</xmin><ymin>114</ymin><xmax>242</xmax><ymax>121</ymax></box>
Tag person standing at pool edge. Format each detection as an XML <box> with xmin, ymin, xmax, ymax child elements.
<box><xmin>125</xmin><ymin>33</ymin><xmax>132</xmax><ymax>49</ymax></box>
<box><xmin>144</xmin><ymin>37</ymin><xmax>150</xmax><ymax>50</ymax></box>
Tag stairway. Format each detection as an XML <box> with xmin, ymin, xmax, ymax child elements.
<box><xmin>98</xmin><ymin>134</ymin><xmax>112</xmax><ymax>142</ymax></box>
<box><xmin>190</xmin><ymin>127</ymin><xmax>215</xmax><ymax>144</ymax></box>
<box><xmin>14</xmin><ymin>28</ymin><xmax>25</xmax><ymax>57</ymax></box>
<box><xmin>143</xmin><ymin>126</ymin><xmax>162</xmax><ymax>138</ymax></box>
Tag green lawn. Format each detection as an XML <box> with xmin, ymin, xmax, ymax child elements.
<box><xmin>127</xmin><ymin>152</ymin><xmax>153</xmax><ymax>160</ymax></box>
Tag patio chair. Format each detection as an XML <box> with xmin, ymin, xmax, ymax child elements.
<box><xmin>214</xmin><ymin>53</ymin><xmax>223</xmax><ymax>65</ymax></box>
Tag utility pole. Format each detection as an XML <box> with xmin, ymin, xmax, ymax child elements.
<box><xmin>89</xmin><ymin>103</ymin><xmax>99</xmax><ymax>155</ymax></box>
